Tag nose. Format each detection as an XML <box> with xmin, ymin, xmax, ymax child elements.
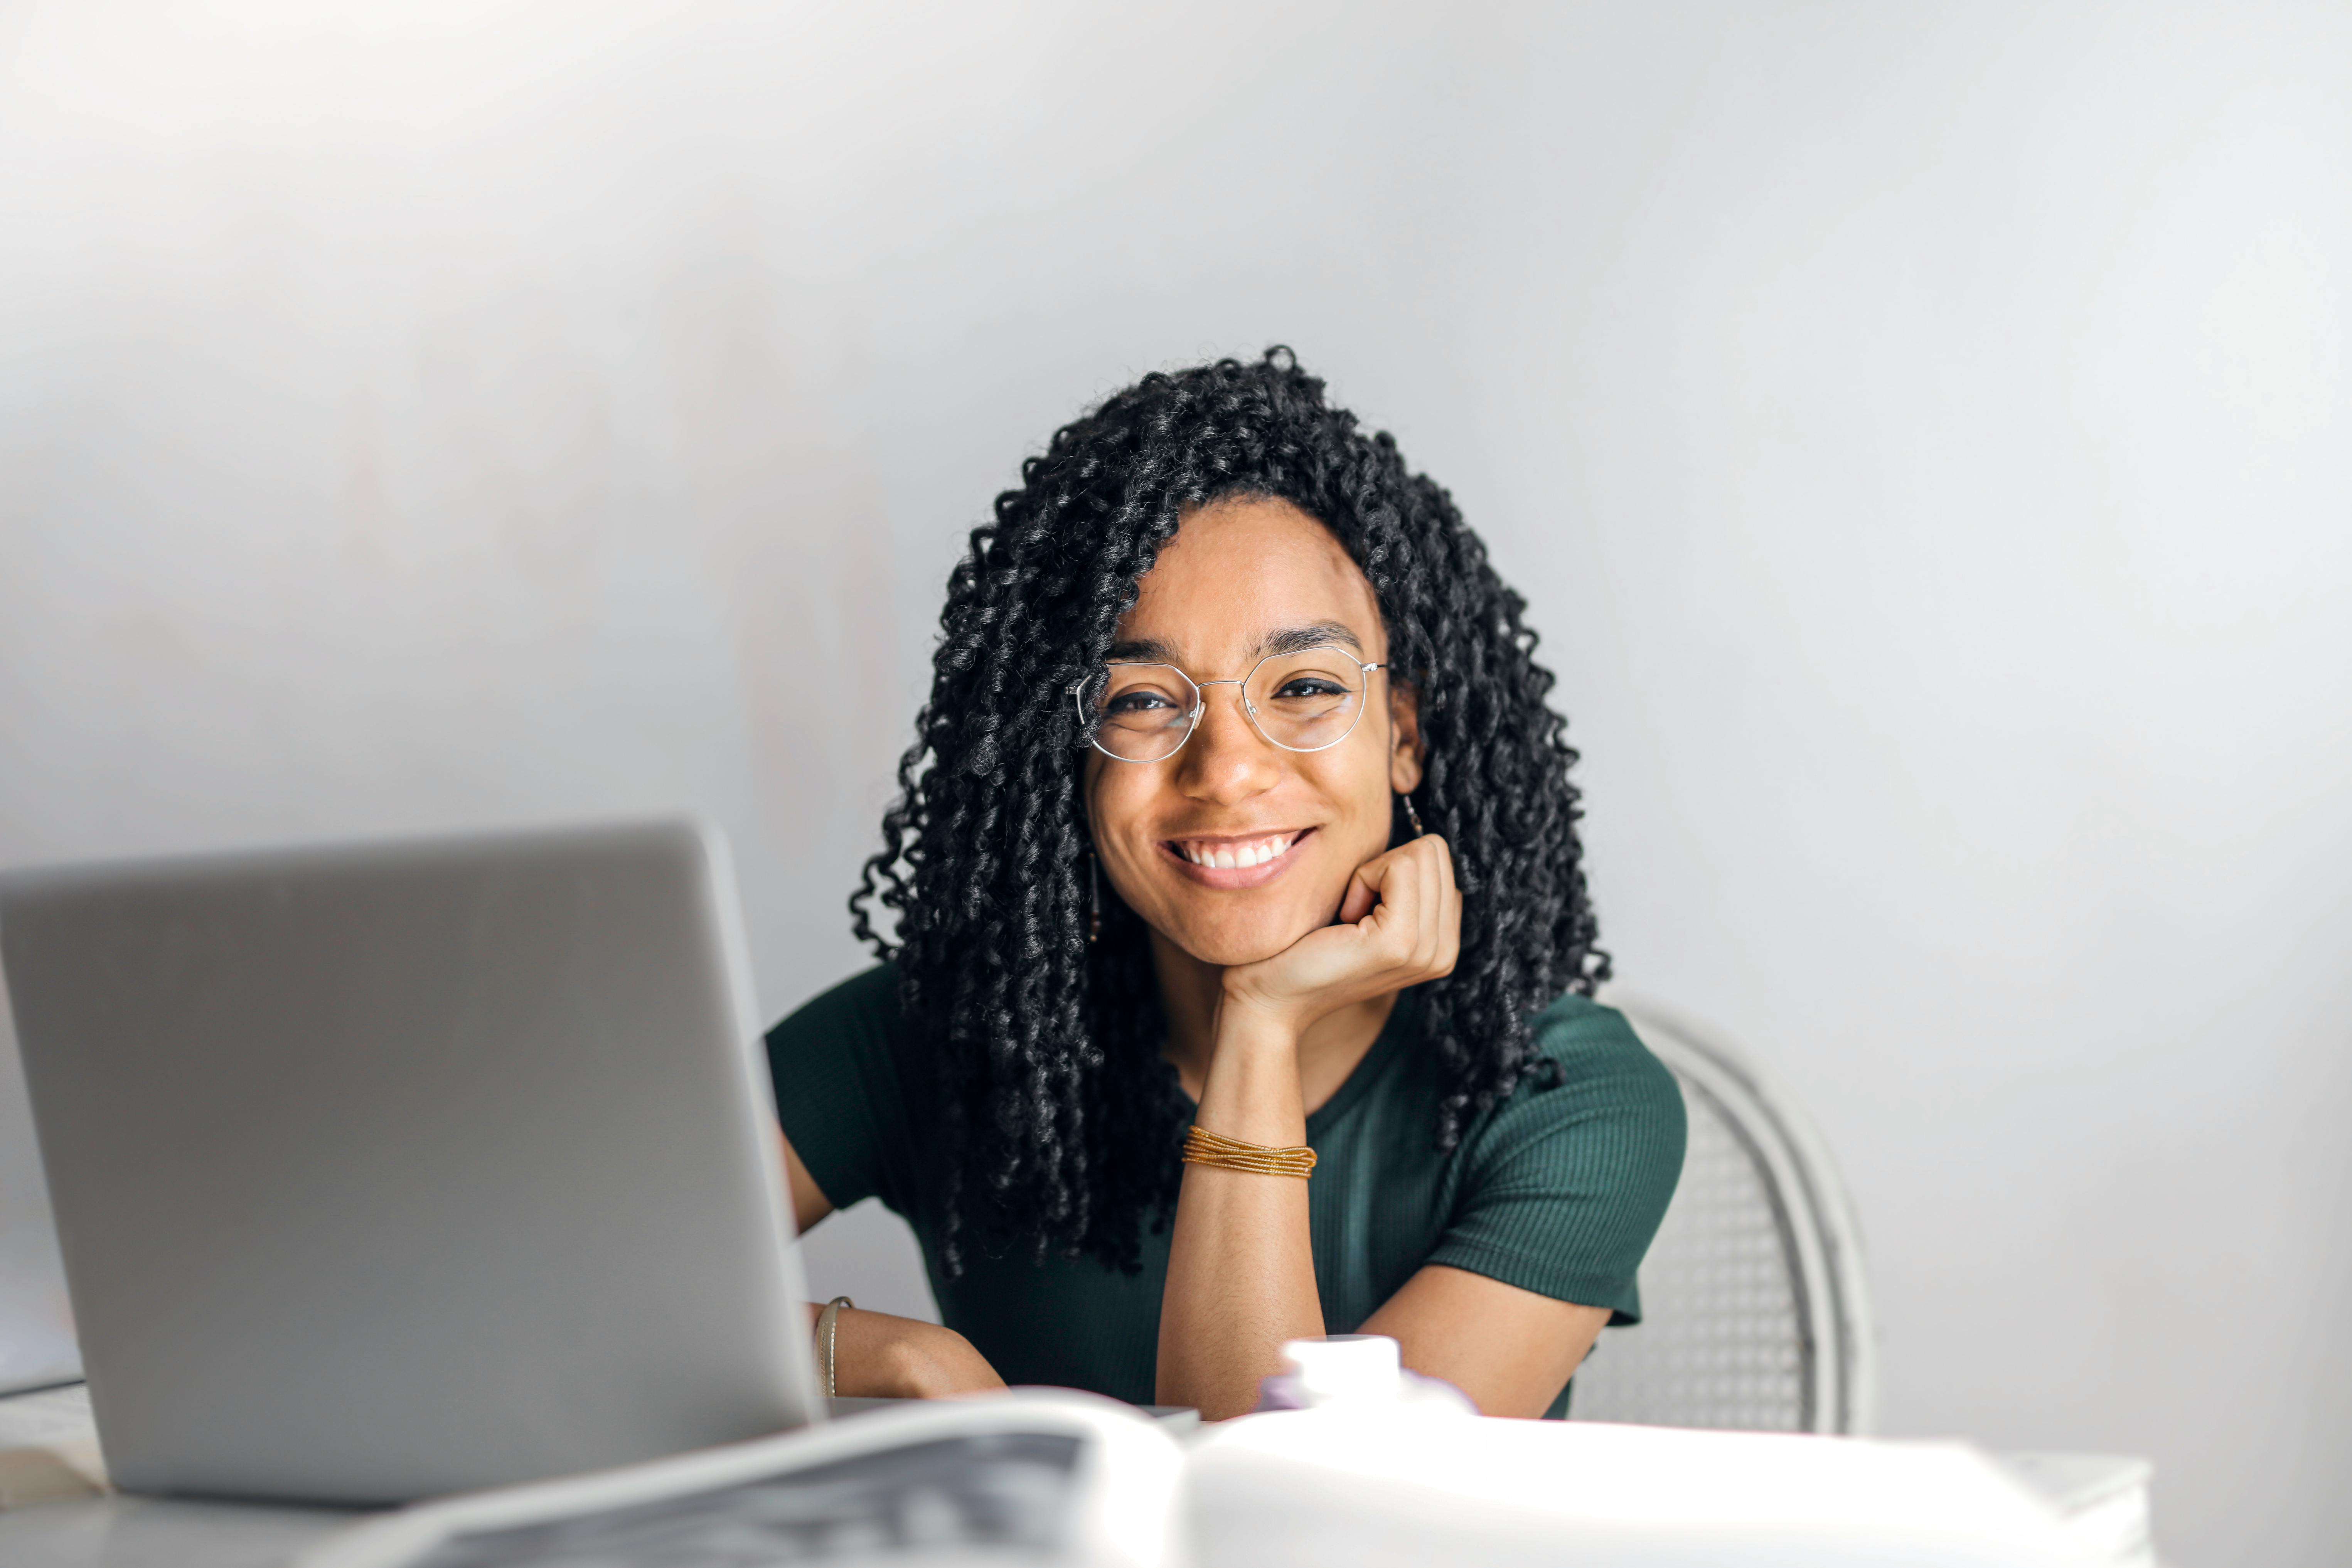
<box><xmin>1173</xmin><ymin>680</ymin><xmax>1280</xmax><ymax>805</ymax></box>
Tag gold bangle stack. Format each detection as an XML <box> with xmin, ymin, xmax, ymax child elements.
<box><xmin>1182</xmin><ymin>1124</ymin><xmax>1318</xmax><ymax>1179</ymax></box>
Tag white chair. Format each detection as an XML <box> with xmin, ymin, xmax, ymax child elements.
<box><xmin>1567</xmin><ymin>1000</ymin><xmax>1877</xmax><ymax>1435</ymax></box>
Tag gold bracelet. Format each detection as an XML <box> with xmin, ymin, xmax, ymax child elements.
<box><xmin>1182</xmin><ymin>1124</ymin><xmax>1318</xmax><ymax>1179</ymax></box>
<box><xmin>816</xmin><ymin>1295</ymin><xmax>853</xmax><ymax>1399</ymax></box>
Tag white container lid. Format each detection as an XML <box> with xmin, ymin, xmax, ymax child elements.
<box><xmin>1280</xmin><ymin>1335</ymin><xmax>1404</xmax><ymax>1405</ymax></box>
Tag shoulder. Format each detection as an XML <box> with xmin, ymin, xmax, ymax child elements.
<box><xmin>765</xmin><ymin>962</ymin><xmax>905</xmax><ymax>1048</ymax></box>
<box><xmin>763</xmin><ymin>962</ymin><xmax>924</xmax><ymax>1100</ymax></box>
<box><xmin>1422</xmin><ymin>992</ymin><xmax>1688</xmax><ymax>1326</ymax></box>
<box><xmin>1462</xmin><ymin>993</ymin><xmax>1688</xmax><ymax>1189</ymax></box>
<box><xmin>763</xmin><ymin>963</ymin><xmax>932</xmax><ymax>1215</ymax></box>
<box><xmin>1529</xmin><ymin>994</ymin><xmax>1680</xmax><ymax>1101</ymax></box>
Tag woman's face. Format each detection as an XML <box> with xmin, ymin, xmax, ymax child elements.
<box><xmin>1084</xmin><ymin>495</ymin><xmax>1422</xmax><ymax>967</ymax></box>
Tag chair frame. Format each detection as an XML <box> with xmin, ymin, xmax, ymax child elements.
<box><xmin>1610</xmin><ymin>995</ymin><xmax>1879</xmax><ymax>1436</ymax></box>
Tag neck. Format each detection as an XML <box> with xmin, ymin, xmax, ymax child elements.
<box><xmin>1151</xmin><ymin>932</ymin><xmax>1400</xmax><ymax>1113</ymax></box>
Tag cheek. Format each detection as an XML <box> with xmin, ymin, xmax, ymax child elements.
<box><xmin>1304</xmin><ymin>750</ymin><xmax>1397</xmax><ymax>855</ymax></box>
<box><xmin>1084</xmin><ymin>764</ymin><xmax>1161</xmax><ymax>880</ymax></box>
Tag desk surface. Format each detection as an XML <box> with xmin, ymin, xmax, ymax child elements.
<box><xmin>0</xmin><ymin>1385</ymin><xmax>2152</xmax><ymax>1568</ymax></box>
<box><xmin>0</xmin><ymin>1492</ymin><xmax>352</xmax><ymax>1568</ymax></box>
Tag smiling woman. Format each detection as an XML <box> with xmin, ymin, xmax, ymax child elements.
<box><xmin>764</xmin><ymin>350</ymin><xmax>1685</xmax><ymax>1420</ymax></box>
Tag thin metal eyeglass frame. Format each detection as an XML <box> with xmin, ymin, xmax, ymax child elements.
<box><xmin>1071</xmin><ymin>644</ymin><xmax>1392</xmax><ymax>763</ymax></box>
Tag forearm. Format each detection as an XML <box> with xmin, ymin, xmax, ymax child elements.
<box><xmin>807</xmin><ymin>1304</ymin><xmax>1005</xmax><ymax>1399</ymax></box>
<box><xmin>1155</xmin><ymin>1007</ymin><xmax>1324</xmax><ymax>1419</ymax></box>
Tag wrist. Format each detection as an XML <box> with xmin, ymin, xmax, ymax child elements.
<box><xmin>890</xmin><ymin>1323</ymin><xmax>1002</xmax><ymax>1398</ymax></box>
<box><xmin>877</xmin><ymin>1332</ymin><xmax>940</xmax><ymax>1398</ymax></box>
<box><xmin>1196</xmin><ymin>998</ymin><xmax>1309</xmax><ymax>1146</ymax></box>
<box><xmin>1213</xmin><ymin>987</ymin><xmax>1306</xmax><ymax>1053</ymax></box>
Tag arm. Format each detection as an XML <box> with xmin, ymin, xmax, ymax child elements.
<box><xmin>1154</xmin><ymin>834</ymin><xmax>1460</xmax><ymax>1420</ymax></box>
<box><xmin>1152</xmin><ymin>1000</ymin><xmax>1324</xmax><ymax>1418</ymax></box>
<box><xmin>1361</xmin><ymin>1265</ymin><xmax>1610</xmax><ymax>1418</ymax></box>
<box><xmin>780</xmin><ymin>1129</ymin><xmax>1004</xmax><ymax>1398</ymax></box>
<box><xmin>1365</xmin><ymin>1002</ymin><xmax>1686</xmax><ymax>1416</ymax></box>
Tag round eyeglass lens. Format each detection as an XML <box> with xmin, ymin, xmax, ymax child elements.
<box><xmin>1083</xmin><ymin>662</ymin><xmax>1200</xmax><ymax>761</ymax></box>
<box><xmin>1243</xmin><ymin>646</ymin><xmax>1366</xmax><ymax>752</ymax></box>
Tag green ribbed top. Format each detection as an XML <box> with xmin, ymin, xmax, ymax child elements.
<box><xmin>766</xmin><ymin>966</ymin><xmax>1685</xmax><ymax>1419</ymax></box>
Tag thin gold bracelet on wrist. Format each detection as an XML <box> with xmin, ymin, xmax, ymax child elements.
<box><xmin>815</xmin><ymin>1295</ymin><xmax>854</xmax><ymax>1399</ymax></box>
<box><xmin>1182</xmin><ymin>1124</ymin><xmax>1317</xmax><ymax>1179</ymax></box>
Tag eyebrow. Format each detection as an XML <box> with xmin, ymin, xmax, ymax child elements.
<box><xmin>1104</xmin><ymin>621</ymin><xmax>1365</xmax><ymax>667</ymax></box>
<box><xmin>1262</xmin><ymin>621</ymin><xmax>1364</xmax><ymax>658</ymax></box>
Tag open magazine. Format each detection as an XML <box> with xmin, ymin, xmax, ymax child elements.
<box><xmin>286</xmin><ymin>1366</ymin><xmax>2119</xmax><ymax>1568</ymax></box>
<box><xmin>293</xmin><ymin>1392</ymin><xmax>1184</xmax><ymax>1568</ymax></box>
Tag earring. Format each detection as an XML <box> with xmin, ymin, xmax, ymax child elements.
<box><xmin>1089</xmin><ymin>851</ymin><xmax>1102</xmax><ymax>943</ymax></box>
<box><xmin>1399</xmin><ymin>791</ymin><xmax>1426</xmax><ymax>839</ymax></box>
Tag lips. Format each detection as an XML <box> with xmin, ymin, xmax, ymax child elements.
<box><xmin>1158</xmin><ymin>827</ymin><xmax>1313</xmax><ymax>889</ymax></box>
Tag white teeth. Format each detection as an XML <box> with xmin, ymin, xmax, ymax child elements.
<box><xmin>1178</xmin><ymin>833</ymin><xmax>1295</xmax><ymax>869</ymax></box>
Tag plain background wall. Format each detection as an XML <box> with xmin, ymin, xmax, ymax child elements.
<box><xmin>2</xmin><ymin>3</ymin><xmax>2346</xmax><ymax>1560</ymax></box>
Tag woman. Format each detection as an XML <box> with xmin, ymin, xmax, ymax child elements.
<box><xmin>768</xmin><ymin>349</ymin><xmax>1684</xmax><ymax>1421</ymax></box>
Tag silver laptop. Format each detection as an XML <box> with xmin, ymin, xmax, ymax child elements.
<box><xmin>0</xmin><ymin>819</ymin><xmax>820</xmax><ymax>1504</ymax></box>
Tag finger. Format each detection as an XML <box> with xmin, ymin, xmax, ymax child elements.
<box><xmin>1348</xmin><ymin>847</ymin><xmax>1422</xmax><ymax>957</ymax></box>
<box><xmin>1425</xmin><ymin>837</ymin><xmax>1459</xmax><ymax>975</ymax></box>
<box><xmin>1385</xmin><ymin>851</ymin><xmax>1437</xmax><ymax>970</ymax></box>
<box><xmin>1341</xmin><ymin>842</ymin><xmax>1411</xmax><ymax>913</ymax></box>
<box><xmin>1433</xmin><ymin>877</ymin><xmax>1462</xmax><ymax>977</ymax></box>
<box><xmin>1424</xmin><ymin>834</ymin><xmax>1457</xmax><ymax>899</ymax></box>
<box><xmin>1403</xmin><ymin>839</ymin><xmax>1446</xmax><ymax>971</ymax></box>
<box><xmin>1424</xmin><ymin>836</ymin><xmax>1459</xmax><ymax>952</ymax></box>
<box><xmin>1395</xmin><ymin>837</ymin><xmax>1454</xmax><ymax>979</ymax></box>
<box><xmin>1337</xmin><ymin>865</ymin><xmax>1379</xmax><ymax>925</ymax></box>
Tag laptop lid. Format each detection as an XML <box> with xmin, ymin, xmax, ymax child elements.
<box><xmin>0</xmin><ymin>819</ymin><xmax>819</xmax><ymax>1503</ymax></box>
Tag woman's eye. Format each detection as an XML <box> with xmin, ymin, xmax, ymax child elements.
<box><xmin>1105</xmin><ymin>689</ymin><xmax>1178</xmax><ymax>715</ymax></box>
<box><xmin>1271</xmin><ymin>678</ymin><xmax>1348</xmax><ymax>700</ymax></box>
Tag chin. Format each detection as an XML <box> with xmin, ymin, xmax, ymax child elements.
<box><xmin>1166</xmin><ymin>909</ymin><xmax>1326</xmax><ymax>968</ymax></box>
<box><xmin>1184</xmin><ymin>936</ymin><xmax>1293</xmax><ymax>967</ymax></box>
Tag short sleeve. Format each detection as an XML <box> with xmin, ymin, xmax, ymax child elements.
<box><xmin>762</xmin><ymin>964</ymin><xmax>916</xmax><ymax>1217</ymax></box>
<box><xmin>1425</xmin><ymin>996</ymin><xmax>1686</xmax><ymax>1324</ymax></box>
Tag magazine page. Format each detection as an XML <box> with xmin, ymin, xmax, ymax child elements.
<box><xmin>296</xmin><ymin>1391</ymin><xmax>1183</xmax><ymax>1568</ymax></box>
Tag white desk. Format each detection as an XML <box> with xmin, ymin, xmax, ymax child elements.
<box><xmin>0</xmin><ymin>1492</ymin><xmax>354</xmax><ymax>1568</ymax></box>
<box><xmin>0</xmin><ymin>1384</ymin><xmax>352</xmax><ymax>1568</ymax></box>
<box><xmin>0</xmin><ymin>1383</ymin><xmax>2154</xmax><ymax>1568</ymax></box>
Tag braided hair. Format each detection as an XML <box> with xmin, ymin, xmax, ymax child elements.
<box><xmin>850</xmin><ymin>348</ymin><xmax>1606</xmax><ymax>1274</ymax></box>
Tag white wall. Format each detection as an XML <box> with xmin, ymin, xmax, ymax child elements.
<box><xmin>2</xmin><ymin>4</ymin><xmax>2345</xmax><ymax>1561</ymax></box>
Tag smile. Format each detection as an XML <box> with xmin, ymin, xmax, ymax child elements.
<box><xmin>1159</xmin><ymin>828</ymin><xmax>1313</xmax><ymax>889</ymax></box>
<box><xmin>1174</xmin><ymin>831</ymin><xmax>1301</xmax><ymax>869</ymax></box>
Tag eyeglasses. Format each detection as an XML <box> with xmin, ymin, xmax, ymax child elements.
<box><xmin>1073</xmin><ymin>642</ymin><xmax>1391</xmax><ymax>764</ymax></box>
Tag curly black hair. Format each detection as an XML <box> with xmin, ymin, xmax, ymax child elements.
<box><xmin>850</xmin><ymin>348</ymin><xmax>1606</xmax><ymax>1275</ymax></box>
